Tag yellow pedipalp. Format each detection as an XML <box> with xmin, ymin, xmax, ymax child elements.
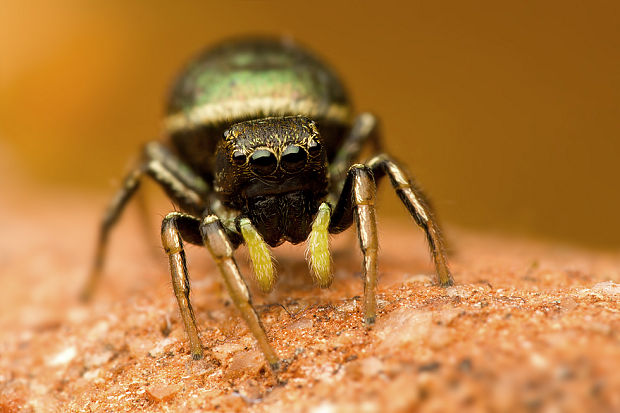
<box><xmin>239</xmin><ymin>218</ymin><xmax>275</xmax><ymax>293</ymax></box>
<box><xmin>307</xmin><ymin>203</ymin><xmax>333</xmax><ymax>288</ymax></box>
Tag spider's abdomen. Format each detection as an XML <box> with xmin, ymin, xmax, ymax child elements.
<box><xmin>164</xmin><ymin>38</ymin><xmax>352</xmax><ymax>179</ymax></box>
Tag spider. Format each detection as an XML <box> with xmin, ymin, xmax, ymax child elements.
<box><xmin>82</xmin><ymin>37</ymin><xmax>453</xmax><ymax>371</ymax></box>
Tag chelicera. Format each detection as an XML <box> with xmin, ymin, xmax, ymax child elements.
<box><xmin>82</xmin><ymin>37</ymin><xmax>453</xmax><ymax>371</ymax></box>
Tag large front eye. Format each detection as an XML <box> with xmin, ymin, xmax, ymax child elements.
<box><xmin>280</xmin><ymin>145</ymin><xmax>307</xmax><ymax>172</ymax></box>
<box><xmin>232</xmin><ymin>150</ymin><xmax>246</xmax><ymax>165</ymax></box>
<box><xmin>249</xmin><ymin>149</ymin><xmax>277</xmax><ymax>175</ymax></box>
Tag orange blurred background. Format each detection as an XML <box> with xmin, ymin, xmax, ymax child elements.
<box><xmin>1</xmin><ymin>1</ymin><xmax>619</xmax><ymax>248</ymax></box>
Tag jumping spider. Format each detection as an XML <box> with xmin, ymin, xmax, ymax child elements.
<box><xmin>83</xmin><ymin>37</ymin><xmax>453</xmax><ymax>371</ymax></box>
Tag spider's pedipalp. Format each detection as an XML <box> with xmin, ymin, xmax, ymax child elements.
<box><xmin>306</xmin><ymin>202</ymin><xmax>333</xmax><ymax>288</ymax></box>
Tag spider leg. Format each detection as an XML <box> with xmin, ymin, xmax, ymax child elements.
<box><xmin>134</xmin><ymin>185</ymin><xmax>155</xmax><ymax>246</ymax></box>
<box><xmin>368</xmin><ymin>154</ymin><xmax>453</xmax><ymax>287</ymax></box>
<box><xmin>329</xmin><ymin>164</ymin><xmax>379</xmax><ymax>324</ymax></box>
<box><xmin>81</xmin><ymin>142</ymin><xmax>210</xmax><ymax>300</ymax></box>
<box><xmin>200</xmin><ymin>214</ymin><xmax>280</xmax><ymax>371</ymax></box>
<box><xmin>142</xmin><ymin>142</ymin><xmax>211</xmax><ymax>215</ymax></box>
<box><xmin>161</xmin><ymin>212</ymin><xmax>204</xmax><ymax>359</ymax></box>
<box><xmin>328</xmin><ymin>113</ymin><xmax>380</xmax><ymax>200</ymax></box>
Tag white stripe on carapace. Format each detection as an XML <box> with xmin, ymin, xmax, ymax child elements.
<box><xmin>164</xmin><ymin>97</ymin><xmax>350</xmax><ymax>133</ymax></box>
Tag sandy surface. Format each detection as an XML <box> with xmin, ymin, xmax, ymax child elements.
<box><xmin>0</xmin><ymin>184</ymin><xmax>618</xmax><ymax>412</ymax></box>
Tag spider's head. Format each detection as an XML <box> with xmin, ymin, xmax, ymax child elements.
<box><xmin>214</xmin><ymin>115</ymin><xmax>329</xmax><ymax>245</ymax></box>
<box><xmin>215</xmin><ymin>115</ymin><xmax>328</xmax><ymax>199</ymax></box>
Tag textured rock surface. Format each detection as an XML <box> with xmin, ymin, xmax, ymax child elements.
<box><xmin>0</xmin><ymin>183</ymin><xmax>618</xmax><ymax>412</ymax></box>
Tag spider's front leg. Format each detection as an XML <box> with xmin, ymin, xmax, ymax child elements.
<box><xmin>161</xmin><ymin>212</ymin><xmax>279</xmax><ymax>369</ymax></box>
<box><xmin>329</xmin><ymin>157</ymin><xmax>453</xmax><ymax>324</ymax></box>
<box><xmin>161</xmin><ymin>212</ymin><xmax>204</xmax><ymax>359</ymax></box>
<box><xmin>200</xmin><ymin>215</ymin><xmax>280</xmax><ymax>371</ymax></box>
<box><xmin>329</xmin><ymin>164</ymin><xmax>379</xmax><ymax>324</ymax></box>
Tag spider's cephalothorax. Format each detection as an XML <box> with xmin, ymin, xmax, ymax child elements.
<box><xmin>215</xmin><ymin>116</ymin><xmax>328</xmax><ymax>246</ymax></box>
<box><xmin>83</xmin><ymin>37</ymin><xmax>453</xmax><ymax>371</ymax></box>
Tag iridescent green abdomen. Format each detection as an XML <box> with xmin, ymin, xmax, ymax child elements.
<box><xmin>166</xmin><ymin>38</ymin><xmax>351</xmax><ymax>131</ymax></box>
<box><xmin>165</xmin><ymin>38</ymin><xmax>351</xmax><ymax>178</ymax></box>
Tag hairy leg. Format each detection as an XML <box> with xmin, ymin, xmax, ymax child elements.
<box><xmin>82</xmin><ymin>165</ymin><xmax>145</xmax><ymax>301</ymax></box>
<box><xmin>82</xmin><ymin>142</ymin><xmax>209</xmax><ymax>300</ymax></box>
<box><xmin>368</xmin><ymin>154</ymin><xmax>453</xmax><ymax>287</ymax></box>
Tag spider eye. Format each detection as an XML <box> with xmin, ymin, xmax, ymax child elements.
<box><xmin>249</xmin><ymin>149</ymin><xmax>277</xmax><ymax>175</ymax></box>
<box><xmin>308</xmin><ymin>139</ymin><xmax>321</xmax><ymax>155</ymax></box>
<box><xmin>281</xmin><ymin>145</ymin><xmax>307</xmax><ymax>172</ymax></box>
<box><xmin>232</xmin><ymin>150</ymin><xmax>246</xmax><ymax>165</ymax></box>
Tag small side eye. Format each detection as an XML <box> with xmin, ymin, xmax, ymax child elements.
<box><xmin>232</xmin><ymin>150</ymin><xmax>246</xmax><ymax>165</ymax></box>
<box><xmin>308</xmin><ymin>139</ymin><xmax>321</xmax><ymax>155</ymax></box>
<box><xmin>281</xmin><ymin>145</ymin><xmax>307</xmax><ymax>172</ymax></box>
<box><xmin>249</xmin><ymin>149</ymin><xmax>277</xmax><ymax>175</ymax></box>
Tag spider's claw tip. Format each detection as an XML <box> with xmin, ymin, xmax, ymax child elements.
<box><xmin>269</xmin><ymin>360</ymin><xmax>281</xmax><ymax>372</ymax></box>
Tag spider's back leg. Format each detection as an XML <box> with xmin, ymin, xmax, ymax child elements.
<box><xmin>368</xmin><ymin>154</ymin><xmax>453</xmax><ymax>287</ymax></box>
<box><xmin>82</xmin><ymin>142</ymin><xmax>210</xmax><ymax>300</ymax></box>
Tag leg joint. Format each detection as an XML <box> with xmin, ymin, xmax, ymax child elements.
<box><xmin>200</xmin><ymin>215</ymin><xmax>234</xmax><ymax>259</ymax></box>
<box><xmin>161</xmin><ymin>213</ymin><xmax>187</xmax><ymax>254</ymax></box>
<box><xmin>350</xmin><ymin>165</ymin><xmax>376</xmax><ymax>204</ymax></box>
